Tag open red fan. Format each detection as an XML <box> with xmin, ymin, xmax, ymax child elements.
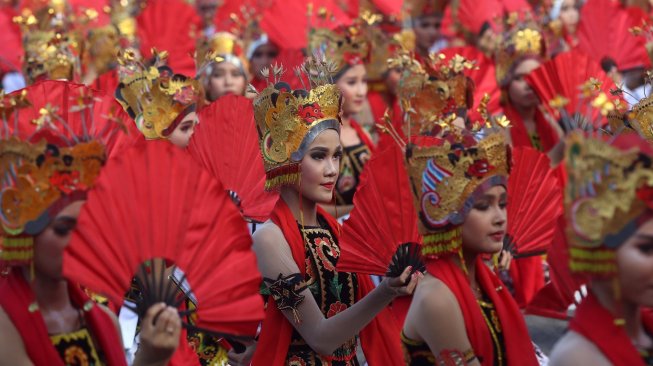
<box><xmin>0</xmin><ymin>7</ymin><xmax>22</xmax><ymax>74</ymax></box>
<box><xmin>525</xmin><ymin>217</ymin><xmax>587</xmax><ymax>319</ymax></box>
<box><xmin>136</xmin><ymin>0</ymin><xmax>202</xmax><ymax>76</ymax></box>
<box><xmin>260</xmin><ymin>0</ymin><xmax>351</xmax><ymax>50</ymax></box>
<box><xmin>188</xmin><ymin>95</ymin><xmax>277</xmax><ymax>222</ymax></box>
<box><xmin>577</xmin><ymin>0</ymin><xmax>649</xmax><ymax>71</ymax></box>
<box><xmin>505</xmin><ymin>146</ymin><xmax>562</xmax><ymax>258</ymax></box>
<box><xmin>440</xmin><ymin>46</ymin><xmax>501</xmax><ymax>117</ymax></box>
<box><xmin>526</xmin><ymin>49</ymin><xmax>624</xmax><ymax>129</ymax></box>
<box><xmin>64</xmin><ymin>140</ymin><xmax>265</xmax><ymax>339</ymax></box>
<box><xmin>337</xmin><ymin>143</ymin><xmax>421</xmax><ymax>276</ymax></box>
<box><xmin>451</xmin><ymin>0</ymin><xmax>502</xmax><ymax>35</ymax></box>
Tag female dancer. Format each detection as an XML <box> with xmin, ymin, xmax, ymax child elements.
<box><xmin>308</xmin><ymin>22</ymin><xmax>376</xmax><ymax>218</ymax></box>
<box><xmin>0</xmin><ymin>81</ymin><xmax>179</xmax><ymax>366</ymax></box>
<box><xmin>250</xmin><ymin>62</ymin><xmax>418</xmax><ymax>365</ymax></box>
<box><xmin>395</xmin><ymin>54</ymin><xmax>540</xmax><ymax>366</ymax></box>
<box><xmin>198</xmin><ymin>32</ymin><xmax>249</xmax><ymax>102</ymax></box>
<box><xmin>549</xmin><ymin>130</ymin><xmax>653</xmax><ymax>366</ymax></box>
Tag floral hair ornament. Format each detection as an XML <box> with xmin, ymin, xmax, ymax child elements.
<box><xmin>115</xmin><ymin>48</ymin><xmax>202</xmax><ymax>140</ymax></box>
<box><xmin>1</xmin><ymin>81</ymin><xmax>128</xmax><ymax>268</ymax></box>
<box><xmin>253</xmin><ymin>56</ymin><xmax>342</xmax><ymax>191</ymax></box>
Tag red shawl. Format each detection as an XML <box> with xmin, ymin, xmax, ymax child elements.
<box><xmin>569</xmin><ymin>292</ymin><xmax>653</xmax><ymax>366</ymax></box>
<box><xmin>503</xmin><ymin>104</ymin><xmax>558</xmax><ymax>153</ymax></box>
<box><xmin>252</xmin><ymin>199</ymin><xmax>404</xmax><ymax>365</ymax></box>
<box><xmin>0</xmin><ymin>271</ymin><xmax>126</xmax><ymax>366</ymax></box>
<box><xmin>427</xmin><ymin>257</ymin><xmax>539</xmax><ymax>366</ymax></box>
<box><xmin>509</xmin><ymin>256</ymin><xmax>545</xmax><ymax>309</ymax></box>
<box><xmin>350</xmin><ymin>119</ymin><xmax>376</xmax><ymax>154</ymax></box>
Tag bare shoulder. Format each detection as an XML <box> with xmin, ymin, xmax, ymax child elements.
<box><xmin>0</xmin><ymin>306</ymin><xmax>32</xmax><ymax>365</ymax></box>
<box><xmin>252</xmin><ymin>221</ymin><xmax>286</xmax><ymax>251</ymax></box>
<box><xmin>412</xmin><ymin>274</ymin><xmax>460</xmax><ymax>314</ymax></box>
<box><xmin>549</xmin><ymin>331</ymin><xmax>611</xmax><ymax>366</ymax></box>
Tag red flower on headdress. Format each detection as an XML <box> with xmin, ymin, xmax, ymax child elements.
<box><xmin>467</xmin><ymin>159</ymin><xmax>493</xmax><ymax>178</ymax></box>
<box><xmin>327</xmin><ymin>301</ymin><xmax>348</xmax><ymax>318</ymax></box>
<box><xmin>49</xmin><ymin>170</ymin><xmax>86</xmax><ymax>194</ymax></box>
<box><xmin>343</xmin><ymin>52</ymin><xmax>363</xmax><ymax>66</ymax></box>
<box><xmin>297</xmin><ymin>103</ymin><xmax>324</xmax><ymax>123</ymax></box>
<box><xmin>173</xmin><ymin>86</ymin><xmax>196</xmax><ymax>105</ymax></box>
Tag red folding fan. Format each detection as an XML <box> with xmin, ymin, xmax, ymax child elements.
<box><xmin>136</xmin><ymin>0</ymin><xmax>202</xmax><ymax>76</ymax></box>
<box><xmin>260</xmin><ymin>0</ymin><xmax>351</xmax><ymax>50</ymax></box>
<box><xmin>505</xmin><ymin>146</ymin><xmax>562</xmax><ymax>258</ymax></box>
<box><xmin>526</xmin><ymin>49</ymin><xmax>624</xmax><ymax>129</ymax></box>
<box><xmin>64</xmin><ymin>140</ymin><xmax>265</xmax><ymax>339</ymax></box>
<box><xmin>525</xmin><ymin>217</ymin><xmax>587</xmax><ymax>319</ymax></box>
<box><xmin>452</xmin><ymin>0</ymin><xmax>502</xmax><ymax>35</ymax></box>
<box><xmin>0</xmin><ymin>7</ymin><xmax>22</xmax><ymax>73</ymax></box>
<box><xmin>337</xmin><ymin>143</ymin><xmax>422</xmax><ymax>276</ymax></box>
<box><xmin>188</xmin><ymin>95</ymin><xmax>278</xmax><ymax>223</ymax></box>
<box><xmin>577</xmin><ymin>0</ymin><xmax>650</xmax><ymax>71</ymax></box>
<box><xmin>439</xmin><ymin>46</ymin><xmax>502</xmax><ymax>117</ymax></box>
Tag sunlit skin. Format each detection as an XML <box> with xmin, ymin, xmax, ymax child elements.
<box><xmin>402</xmin><ymin>185</ymin><xmax>508</xmax><ymax>366</ymax></box>
<box><xmin>336</xmin><ymin>65</ymin><xmax>368</xmax><ymax>117</ymax></box>
<box><xmin>206</xmin><ymin>62</ymin><xmax>247</xmax><ymax>101</ymax></box>
<box><xmin>168</xmin><ymin>111</ymin><xmax>198</xmax><ymax>148</ymax></box>
<box><xmin>0</xmin><ymin>201</ymin><xmax>181</xmax><ymax>366</ymax></box>
<box><xmin>249</xmin><ymin>43</ymin><xmax>279</xmax><ymax>81</ymax></box>
<box><xmin>549</xmin><ymin>217</ymin><xmax>653</xmax><ymax>366</ymax></box>
<box><xmin>413</xmin><ymin>15</ymin><xmax>442</xmax><ymax>57</ymax></box>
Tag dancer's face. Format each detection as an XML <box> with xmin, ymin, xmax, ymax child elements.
<box><xmin>559</xmin><ymin>0</ymin><xmax>580</xmax><ymax>34</ymax></box>
<box><xmin>413</xmin><ymin>15</ymin><xmax>441</xmax><ymax>53</ymax></box>
<box><xmin>336</xmin><ymin>64</ymin><xmax>368</xmax><ymax>116</ymax></box>
<box><xmin>462</xmin><ymin>185</ymin><xmax>507</xmax><ymax>254</ymax></box>
<box><xmin>250</xmin><ymin>43</ymin><xmax>278</xmax><ymax>80</ymax></box>
<box><xmin>616</xmin><ymin>217</ymin><xmax>653</xmax><ymax>307</ymax></box>
<box><xmin>33</xmin><ymin>201</ymin><xmax>84</xmax><ymax>281</ymax></box>
<box><xmin>298</xmin><ymin>129</ymin><xmax>342</xmax><ymax>205</ymax></box>
<box><xmin>168</xmin><ymin>112</ymin><xmax>198</xmax><ymax>148</ymax></box>
<box><xmin>508</xmin><ymin>58</ymin><xmax>541</xmax><ymax>109</ymax></box>
<box><xmin>207</xmin><ymin>62</ymin><xmax>247</xmax><ymax>101</ymax></box>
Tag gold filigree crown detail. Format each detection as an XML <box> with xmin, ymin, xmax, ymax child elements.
<box><xmin>564</xmin><ymin>131</ymin><xmax>653</xmax><ymax>276</ymax></box>
<box><xmin>115</xmin><ymin>49</ymin><xmax>202</xmax><ymax>140</ymax></box>
<box><xmin>254</xmin><ymin>58</ymin><xmax>342</xmax><ymax>190</ymax></box>
<box><xmin>196</xmin><ymin>32</ymin><xmax>248</xmax><ymax>78</ymax></box>
<box><xmin>495</xmin><ymin>19</ymin><xmax>544</xmax><ymax>86</ymax></box>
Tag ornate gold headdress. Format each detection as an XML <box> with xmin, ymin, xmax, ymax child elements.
<box><xmin>563</xmin><ymin>131</ymin><xmax>653</xmax><ymax>277</ymax></box>
<box><xmin>391</xmin><ymin>52</ymin><xmax>476</xmax><ymax>136</ymax></box>
<box><xmin>21</xmin><ymin>30</ymin><xmax>79</xmax><ymax>84</ymax></box>
<box><xmin>495</xmin><ymin>16</ymin><xmax>545</xmax><ymax>87</ymax></box>
<box><xmin>115</xmin><ymin>50</ymin><xmax>202</xmax><ymax>140</ymax></box>
<box><xmin>196</xmin><ymin>32</ymin><xmax>249</xmax><ymax>77</ymax></box>
<box><xmin>307</xmin><ymin>13</ymin><xmax>374</xmax><ymax>77</ymax></box>
<box><xmin>254</xmin><ymin>58</ymin><xmax>342</xmax><ymax>190</ymax></box>
<box><xmin>382</xmin><ymin>53</ymin><xmax>511</xmax><ymax>258</ymax></box>
<box><xmin>0</xmin><ymin>83</ymin><xmax>122</xmax><ymax>267</ymax></box>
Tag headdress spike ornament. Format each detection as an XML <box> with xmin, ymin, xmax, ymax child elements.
<box><xmin>254</xmin><ymin>55</ymin><xmax>342</xmax><ymax>191</ymax></box>
<box><xmin>115</xmin><ymin>48</ymin><xmax>202</xmax><ymax>140</ymax></box>
<box><xmin>494</xmin><ymin>12</ymin><xmax>545</xmax><ymax>87</ymax></box>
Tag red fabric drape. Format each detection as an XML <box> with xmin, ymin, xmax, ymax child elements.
<box><xmin>427</xmin><ymin>257</ymin><xmax>539</xmax><ymax>365</ymax></box>
<box><xmin>251</xmin><ymin>199</ymin><xmax>404</xmax><ymax>365</ymax></box>
<box><xmin>0</xmin><ymin>271</ymin><xmax>126</xmax><ymax>366</ymax></box>
<box><xmin>503</xmin><ymin>104</ymin><xmax>559</xmax><ymax>153</ymax></box>
<box><xmin>509</xmin><ymin>256</ymin><xmax>545</xmax><ymax>309</ymax></box>
<box><xmin>569</xmin><ymin>292</ymin><xmax>653</xmax><ymax>366</ymax></box>
<box><xmin>350</xmin><ymin>119</ymin><xmax>376</xmax><ymax>154</ymax></box>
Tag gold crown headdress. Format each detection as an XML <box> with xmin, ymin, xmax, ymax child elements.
<box><xmin>115</xmin><ymin>49</ymin><xmax>202</xmax><ymax>140</ymax></box>
<box><xmin>391</xmin><ymin>51</ymin><xmax>476</xmax><ymax>136</ymax></box>
<box><xmin>608</xmin><ymin>72</ymin><xmax>653</xmax><ymax>141</ymax></box>
<box><xmin>0</xmin><ymin>82</ymin><xmax>125</xmax><ymax>267</ymax></box>
<box><xmin>307</xmin><ymin>13</ymin><xmax>374</xmax><ymax>77</ymax></box>
<box><xmin>363</xmin><ymin>14</ymin><xmax>413</xmax><ymax>83</ymax></box>
<box><xmin>495</xmin><ymin>14</ymin><xmax>545</xmax><ymax>87</ymax></box>
<box><xmin>254</xmin><ymin>57</ymin><xmax>342</xmax><ymax>190</ymax></box>
<box><xmin>196</xmin><ymin>32</ymin><xmax>249</xmax><ymax>79</ymax></box>
<box><xmin>21</xmin><ymin>30</ymin><xmax>79</xmax><ymax>84</ymax></box>
<box><xmin>381</xmin><ymin>53</ymin><xmax>511</xmax><ymax>258</ymax></box>
<box><xmin>563</xmin><ymin>131</ymin><xmax>653</xmax><ymax>277</ymax></box>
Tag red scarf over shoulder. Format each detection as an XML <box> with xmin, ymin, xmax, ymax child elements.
<box><xmin>0</xmin><ymin>271</ymin><xmax>126</xmax><ymax>366</ymax></box>
<box><xmin>251</xmin><ymin>199</ymin><xmax>404</xmax><ymax>365</ymax></box>
<box><xmin>350</xmin><ymin>119</ymin><xmax>376</xmax><ymax>154</ymax></box>
<box><xmin>427</xmin><ymin>257</ymin><xmax>539</xmax><ymax>366</ymax></box>
<box><xmin>503</xmin><ymin>104</ymin><xmax>558</xmax><ymax>153</ymax></box>
<box><xmin>569</xmin><ymin>292</ymin><xmax>653</xmax><ymax>366</ymax></box>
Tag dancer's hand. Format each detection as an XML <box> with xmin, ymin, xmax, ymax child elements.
<box><xmin>380</xmin><ymin>266</ymin><xmax>423</xmax><ymax>298</ymax></box>
<box><xmin>134</xmin><ymin>303</ymin><xmax>181</xmax><ymax>366</ymax></box>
